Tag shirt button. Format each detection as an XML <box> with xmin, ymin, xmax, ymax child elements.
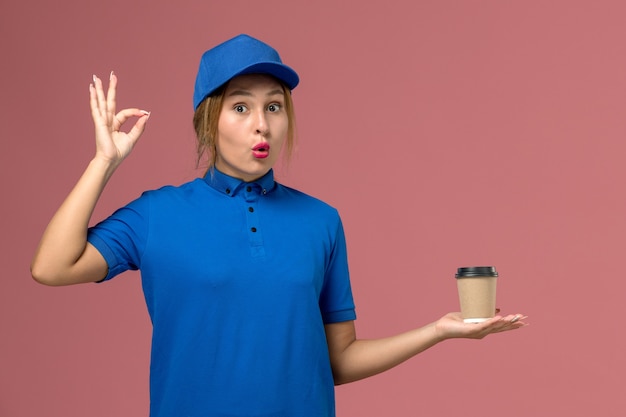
<box><xmin>248</xmin><ymin>207</ymin><xmax>254</xmax><ymax>212</ymax></box>
<box><xmin>251</xmin><ymin>227</ymin><xmax>257</xmax><ymax>233</ymax></box>
<box><xmin>246</xmin><ymin>186</ymin><xmax>252</xmax><ymax>192</ymax></box>
<box><xmin>262</xmin><ymin>189</ymin><xmax>267</xmax><ymax>195</ymax></box>
<box><xmin>225</xmin><ymin>188</ymin><xmax>231</xmax><ymax>195</ymax></box>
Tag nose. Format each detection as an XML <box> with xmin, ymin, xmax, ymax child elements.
<box><xmin>254</xmin><ymin>110</ymin><xmax>269</xmax><ymax>136</ymax></box>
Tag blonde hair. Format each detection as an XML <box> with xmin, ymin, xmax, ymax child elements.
<box><xmin>193</xmin><ymin>81</ymin><xmax>296</xmax><ymax>175</ymax></box>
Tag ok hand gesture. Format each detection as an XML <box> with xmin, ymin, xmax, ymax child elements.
<box><xmin>89</xmin><ymin>72</ymin><xmax>150</xmax><ymax>168</ymax></box>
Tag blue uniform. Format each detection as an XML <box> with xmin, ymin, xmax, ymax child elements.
<box><xmin>87</xmin><ymin>168</ymin><xmax>356</xmax><ymax>417</ymax></box>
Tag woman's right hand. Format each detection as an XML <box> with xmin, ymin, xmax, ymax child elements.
<box><xmin>90</xmin><ymin>72</ymin><xmax>150</xmax><ymax>167</ymax></box>
<box><xmin>31</xmin><ymin>73</ymin><xmax>150</xmax><ymax>286</ymax></box>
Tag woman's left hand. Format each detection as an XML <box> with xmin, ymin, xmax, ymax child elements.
<box><xmin>434</xmin><ymin>311</ymin><xmax>528</xmax><ymax>341</ymax></box>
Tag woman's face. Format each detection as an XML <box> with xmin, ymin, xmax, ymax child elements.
<box><xmin>215</xmin><ymin>74</ymin><xmax>288</xmax><ymax>182</ymax></box>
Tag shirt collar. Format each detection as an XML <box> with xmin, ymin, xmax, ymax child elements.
<box><xmin>203</xmin><ymin>168</ymin><xmax>276</xmax><ymax>197</ymax></box>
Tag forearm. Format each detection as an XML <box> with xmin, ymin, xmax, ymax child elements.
<box><xmin>327</xmin><ymin>313</ymin><xmax>527</xmax><ymax>385</ymax></box>
<box><xmin>329</xmin><ymin>321</ymin><xmax>444</xmax><ymax>385</ymax></box>
<box><xmin>31</xmin><ymin>157</ymin><xmax>116</xmax><ymax>285</ymax></box>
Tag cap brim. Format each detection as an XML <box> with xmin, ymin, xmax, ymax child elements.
<box><xmin>193</xmin><ymin>62</ymin><xmax>299</xmax><ymax>110</ymax></box>
<box><xmin>235</xmin><ymin>62</ymin><xmax>300</xmax><ymax>91</ymax></box>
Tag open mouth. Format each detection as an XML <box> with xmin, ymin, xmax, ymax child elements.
<box><xmin>252</xmin><ymin>142</ymin><xmax>270</xmax><ymax>158</ymax></box>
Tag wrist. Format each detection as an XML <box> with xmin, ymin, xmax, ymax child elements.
<box><xmin>89</xmin><ymin>155</ymin><xmax>120</xmax><ymax>180</ymax></box>
<box><xmin>431</xmin><ymin>319</ymin><xmax>450</xmax><ymax>343</ymax></box>
<box><xmin>89</xmin><ymin>153</ymin><xmax>121</xmax><ymax>174</ymax></box>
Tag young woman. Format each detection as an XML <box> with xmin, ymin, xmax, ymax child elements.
<box><xmin>31</xmin><ymin>34</ymin><xmax>526</xmax><ymax>417</ymax></box>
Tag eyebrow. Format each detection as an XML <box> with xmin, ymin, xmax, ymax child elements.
<box><xmin>226</xmin><ymin>89</ymin><xmax>284</xmax><ymax>98</ymax></box>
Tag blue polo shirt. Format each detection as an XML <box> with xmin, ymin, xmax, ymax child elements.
<box><xmin>87</xmin><ymin>168</ymin><xmax>356</xmax><ymax>417</ymax></box>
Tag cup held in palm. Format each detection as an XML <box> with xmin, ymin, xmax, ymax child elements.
<box><xmin>455</xmin><ymin>266</ymin><xmax>498</xmax><ymax>323</ymax></box>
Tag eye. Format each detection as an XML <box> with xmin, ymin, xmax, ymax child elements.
<box><xmin>234</xmin><ymin>104</ymin><xmax>247</xmax><ymax>113</ymax></box>
<box><xmin>267</xmin><ymin>103</ymin><xmax>281</xmax><ymax>112</ymax></box>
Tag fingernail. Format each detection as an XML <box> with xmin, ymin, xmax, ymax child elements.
<box><xmin>141</xmin><ymin>110</ymin><xmax>151</xmax><ymax>117</ymax></box>
<box><xmin>110</xmin><ymin>71</ymin><xmax>114</xmax><ymax>80</ymax></box>
<box><xmin>93</xmin><ymin>74</ymin><xmax>97</xmax><ymax>83</ymax></box>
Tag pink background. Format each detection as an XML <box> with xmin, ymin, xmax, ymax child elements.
<box><xmin>2</xmin><ymin>1</ymin><xmax>625</xmax><ymax>415</ymax></box>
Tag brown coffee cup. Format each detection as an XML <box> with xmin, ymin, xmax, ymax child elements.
<box><xmin>455</xmin><ymin>266</ymin><xmax>498</xmax><ymax>323</ymax></box>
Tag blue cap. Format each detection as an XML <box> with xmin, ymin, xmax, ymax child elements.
<box><xmin>193</xmin><ymin>34</ymin><xmax>300</xmax><ymax>110</ymax></box>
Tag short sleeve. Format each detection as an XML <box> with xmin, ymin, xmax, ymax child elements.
<box><xmin>319</xmin><ymin>215</ymin><xmax>356</xmax><ymax>324</ymax></box>
<box><xmin>87</xmin><ymin>192</ymin><xmax>150</xmax><ymax>281</ymax></box>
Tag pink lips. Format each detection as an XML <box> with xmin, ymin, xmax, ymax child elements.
<box><xmin>252</xmin><ymin>142</ymin><xmax>270</xmax><ymax>159</ymax></box>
